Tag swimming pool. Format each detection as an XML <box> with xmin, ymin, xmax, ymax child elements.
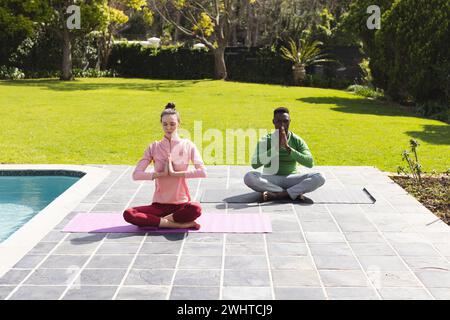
<box><xmin>0</xmin><ymin>165</ymin><xmax>110</xmax><ymax>277</ymax></box>
<box><xmin>0</xmin><ymin>172</ymin><xmax>81</xmax><ymax>243</ymax></box>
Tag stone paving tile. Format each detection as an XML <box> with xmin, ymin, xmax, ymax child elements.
<box><xmin>40</xmin><ymin>255</ymin><xmax>90</xmax><ymax>269</ymax></box>
<box><xmin>41</xmin><ymin>230</ymin><xmax>67</xmax><ymax>242</ymax></box>
<box><xmin>185</xmin><ymin>243</ymin><xmax>223</xmax><ymax>256</ymax></box>
<box><xmin>224</xmin><ymin>270</ymin><xmax>271</xmax><ymax>287</ymax></box>
<box><xmin>414</xmin><ymin>270</ymin><xmax>450</xmax><ymax>288</ymax></box>
<box><xmin>429</xmin><ymin>288</ymin><xmax>450</xmax><ymax>300</ymax></box>
<box><xmin>274</xmin><ymin>287</ymin><xmax>325</xmax><ymax>300</ymax></box>
<box><xmin>66</xmin><ymin>233</ymin><xmax>106</xmax><ymax>242</ymax></box>
<box><xmin>170</xmin><ymin>286</ymin><xmax>220</xmax><ymax>300</ymax></box>
<box><xmin>116</xmin><ymin>286</ymin><xmax>168</xmax><ymax>300</ymax></box>
<box><xmin>225</xmin><ymin>256</ymin><xmax>268</xmax><ymax>269</ymax></box>
<box><xmin>96</xmin><ymin>243</ymin><xmax>140</xmax><ymax>255</ymax></box>
<box><xmin>174</xmin><ymin>270</ymin><xmax>221</xmax><ymax>287</ymax></box>
<box><xmin>91</xmin><ymin>203</ymin><xmax>128</xmax><ymax>212</ymax></box>
<box><xmin>314</xmin><ymin>256</ymin><xmax>362</xmax><ymax>270</ymax></box>
<box><xmin>319</xmin><ymin>270</ymin><xmax>369</xmax><ymax>287</ymax></box>
<box><xmin>25</xmin><ymin>269</ymin><xmax>76</xmax><ymax>285</ymax></box>
<box><xmin>272</xmin><ymin>270</ymin><xmax>321</xmax><ymax>287</ymax></box>
<box><xmin>13</xmin><ymin>255</ymin><xmax>46</xmax><ymax>269</ymax></box>
<box><xmin>267</xmin><ymin>243</ymin><xmax>308</xmax><ymax>256</ymax></box>
<box><xmin>420</xmin><ymin>232</ymin><xmax>450</xmax><ymax>244</ymax></box>
<box><xmin>391</xmin><ymin>243</ymin><xmax>440</xmax><ymax>257</ymax></box>
<box><xmin>87</xmin><ymin>255</ymin><xmax>135</xmax><ymax>269</ymax></box>
<box><xmin>54</xmin><ymin>241</ymin><xmax>99</xmax><ymax>255</ymax></box>
<box><xmin>145</xmin><ymin>233</ymin><xmax>185</xmax><ymax>242</ymax></box>
<box><xmin>226</xmin><ymin>234</ymin><xmax>264</xmax><ymax>243</ymax></box>
<box><xmin>301</xmin><ymin>221</ymin><xmax>340</xmax><ymax>232</ymax></box>
<box><xmin>326</xmin><ymin>287</ymin><xmax>379</xmax><ymax>300</ymax></box>
<box><xmin>0</xmin><ymin>269</ymin><xmax>32</xmax><ymax>285</ymax></box>
<box><xmin>125</xmin><ymin>269</ymin><xmax>174</xmax><ymax>286</ymax></box>
<box><xmin>28</xmin><ymin>242</ymin><xmax>58</xmax><ymax>255</ymax></box>
<box><xmin>402</xmin><ymin>256</ymin><xmax>450</xmax><ymax>270</ymax></box>
<box><xmin>179</xmin><ymin>256</ymin><xmax>222</xmax><ymax>269</ymax></box>
<box><xmin>133</xmin><ymin>255</ymin><xmax>178</xmax><ymax>269</ymax></box>
<box><xmin>222</xmin><ymin>287</ymin><xmax>272</xmax><ymax>300</ymax></box>
<box><xmin>357</xmin><ymin>256</ymin><xmax>408</xmax><ymax>272</ymax></box>
<box><xmin>266</xmin><ymin>232</ymin><xmax>304</xmax><ymax>243</ymax></box>
<box><xmin>184</xmin><ymin>233</ymin><xmax>223</xmax><ymax>243</ymax></box>
<box><xmin>63</xmin><ymin>285</ymin><xmax>117</xmax><ymax>300</ymax></box>
<box><xmin>377</xmin><ymin>288</ymin><xmax>432</xmax><ymax>300</ymax></box>
<box><xmin>0</xmin><ymin>286</ymin><xmax>15</xmax><ymax>299</ymax></box>
<box><xmin>350</xmin><ymin>243</ymin><xmax>396</xmax><ymax>256</ymax></box>
<box><xmin>383</xmin><ymin>232</ymin><xmax>429</xmax><ymax>244</ymax></box>
<box><xmin>226</xmin><ymin>243</ymin><xmax>265</xmax><ymax>256</ymax></box>
<box><xmin>305</xmin><ymin>232</ymin><xmax>346</xmax><ymax>243</ymax></box>
<box><xmin>433</xmin><ymin>243</ymin><xmax>450</xmax><ymax>257</ymax></box>
<box><xmin>367</xmin><ymin>271</ymin><xmax>422</xmax><ymax>288</ymax></box>
<box><xmin>344</xmin><ymin>232</ymin><xmax>386</xmax><ymax>243</ymax></box>
<box><xmin>309</xmin><ymin>244</ymin><xmax>353</xmax><ymax>256</ymax></box>
<box><xmin>8</xmin><ymin>285</ymin><xmax>66</xmax><ymax>300</ymax></box>
<box><xmin>105</xmin><ymin>233</ymin><xmax>146</xmax><ymax>243</ymax></box>
<box><xmin>76</xmin><ymin>269</ymin><xmax>127</xmax><ymax>286</ymax></box>
<box><xmin>269</xmin><ymin>256</ymin><xmax>315</xmax><ymax>270</ymax></box>
<box><xmin>139</xmin><ymin>242</ymin><xmax>182</xmax><ymax>255</ymax></box>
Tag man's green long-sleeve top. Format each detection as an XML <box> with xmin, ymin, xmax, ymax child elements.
<box><xmin>251</xmin><ymin>131</ymin><xmax>314</xmax><ymax>175</ymax></box>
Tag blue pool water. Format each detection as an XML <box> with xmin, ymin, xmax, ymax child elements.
<box><xmin>0</xmin><ymin>175</ymin><xmax>80</xmax><ymax>243</ymax></box>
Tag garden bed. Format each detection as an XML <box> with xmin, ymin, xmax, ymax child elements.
<box><xmin>390</xmin><ymin>174</ymin><xmax>449</xmax><ymax>225</ymax></box>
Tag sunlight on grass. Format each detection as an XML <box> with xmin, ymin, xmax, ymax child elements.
<box><xmin>0</xmin><ymin>78</ymin><xmax>448</xmax><ymax>172</ymax></box>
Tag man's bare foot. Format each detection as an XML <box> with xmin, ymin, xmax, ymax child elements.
<box><xmin>262</xmin><ymin>191</ymin><xmax>290</xmax><ymax>202</ymax></box>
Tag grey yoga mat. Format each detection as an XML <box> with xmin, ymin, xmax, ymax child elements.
<box><xmin>200</xmin><ymin>187</ymin><xmax>376</xmax><ymax>204</ymax></box>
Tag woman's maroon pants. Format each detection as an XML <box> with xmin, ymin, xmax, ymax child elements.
<box><xmin>123</xmin><ymin>202</ymin><xmax>202</xmax><ymax>227</ymax></box>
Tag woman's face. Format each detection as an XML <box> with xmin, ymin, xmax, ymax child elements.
<box><xmin>161</xmin><ymin>114</ymin><xmax>179</xmax><ymax>136</ymax></box>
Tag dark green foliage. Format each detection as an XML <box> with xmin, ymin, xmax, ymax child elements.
<box><xmin>372</xmin><ymin>0</ymin><xmax>450</xmax><ymax>111</ymax></box>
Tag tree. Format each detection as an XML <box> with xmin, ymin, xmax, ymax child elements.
<box><xmin>0</xmin><ymin>0</ymin><xmax>52</xmax><ymax>65</ymax></box>
<box><xmin>95</xmin><ymin>0</ymin><xmax>153</xmax><ymax>70</ymax></box>
<box><xmin>150</xmin><ymin>0</ymin><xmax>256</xmax><ymax>80</ymax></box>
<box><xmin>46</xmin><ymin>0</ymin><xmax>105</xmax><ymax>80</ymax></box>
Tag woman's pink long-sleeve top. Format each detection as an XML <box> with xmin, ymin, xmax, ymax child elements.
<box><xmin>132</xmin><ymin>135</ymin><xmax>206</xmax><ymax>204</ymax></box>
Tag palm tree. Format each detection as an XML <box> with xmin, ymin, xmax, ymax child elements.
<box><xmin>280</xmin><ymin>37</ymin><xmax>336</xmax><ymax>86</ymax></box>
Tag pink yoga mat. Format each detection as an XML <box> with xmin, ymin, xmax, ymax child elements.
<box><xmin>62</xmin><ymin>213</ymin><xmax>272</xmax><ymax>233</ymax></box>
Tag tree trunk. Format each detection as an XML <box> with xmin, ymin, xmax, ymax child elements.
<box><xmin>213</xmin><ymin>46</ymin><xmax>227</xmax><ymax>80</ymax></box>
<box><xmin>174</xmin><ymin>11</ymin><xmax>181</xmax><ymax>42</ymax></box>
<box><xmin>60</xmin><ymin>28</ymin><xmax>73</xmax><ymax>80</ymax></box>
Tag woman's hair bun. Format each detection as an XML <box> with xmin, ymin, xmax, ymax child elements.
<box><xmin>165</xmin><ymin>102</ymin><xmax>176</xmax><ymax>110</ymax></box>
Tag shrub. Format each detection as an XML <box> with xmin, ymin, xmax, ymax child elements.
<box><xmin>372</xmin><ymin>0</ymin><xmax>450</xmax><ymax>111</ymax></box>
<box><xmin>347</xmin><ymin>84</ymin><xmax>385</xmax><ymax>99</ymax></box>
<box><xmin>0</xmin><ymin>66</ymin><xmax>25</xmax><ymax>80</ymax></box>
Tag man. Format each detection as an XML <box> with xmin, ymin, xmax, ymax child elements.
<box><xmin>244</xmin><ymin>107</ymin><xmax>325</xmax><ymax>202</ymax></box>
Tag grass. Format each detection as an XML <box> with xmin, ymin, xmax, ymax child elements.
<box><xmin>0</xmin><ymin>78</ymin><xmax>449</xmax><ymax>172</ymax></box>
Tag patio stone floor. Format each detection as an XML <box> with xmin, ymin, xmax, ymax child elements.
<box><xmin>1</xmin><ymin>165</ymin><xmax>450</xmax><ymax>300</ymax></box>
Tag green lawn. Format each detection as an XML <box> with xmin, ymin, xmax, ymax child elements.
<box><xmin>0</xmin><ymin>78</ymin><xmax>448</xmax><ymax>172</ymax></box>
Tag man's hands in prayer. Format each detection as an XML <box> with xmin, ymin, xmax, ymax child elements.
<box><xmin>279</xmin><ymin>126</ymin><xmax>291</xmax><ymax>153</ymax></box>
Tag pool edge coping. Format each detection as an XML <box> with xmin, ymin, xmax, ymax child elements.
<box><xmin>0</xmin><ymin>164</ymin><xmax>110</xmax><ymax>277</ymax></box>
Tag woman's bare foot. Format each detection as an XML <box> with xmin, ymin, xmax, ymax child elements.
<box><xmin>159</xmin><ymin>218</ymin><xmax>200</xmax><ymax>229</ymax></box>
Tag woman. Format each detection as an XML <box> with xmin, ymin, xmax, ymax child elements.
<box><xmin>123</xmin><ymin>102</ymin><xmax>206</xmax><ymax>229</ymax></box>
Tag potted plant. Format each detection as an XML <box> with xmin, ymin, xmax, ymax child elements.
<box><xmin>280</xmin><ymin>37</ymin><xmax>335</xmax><ymax>86</ymax></box>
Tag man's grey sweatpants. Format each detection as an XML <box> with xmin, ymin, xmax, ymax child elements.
<box><xmin>243</xmin><ymin>171</ymin><xmax>326</xmax><ymax>200</ymax></box>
